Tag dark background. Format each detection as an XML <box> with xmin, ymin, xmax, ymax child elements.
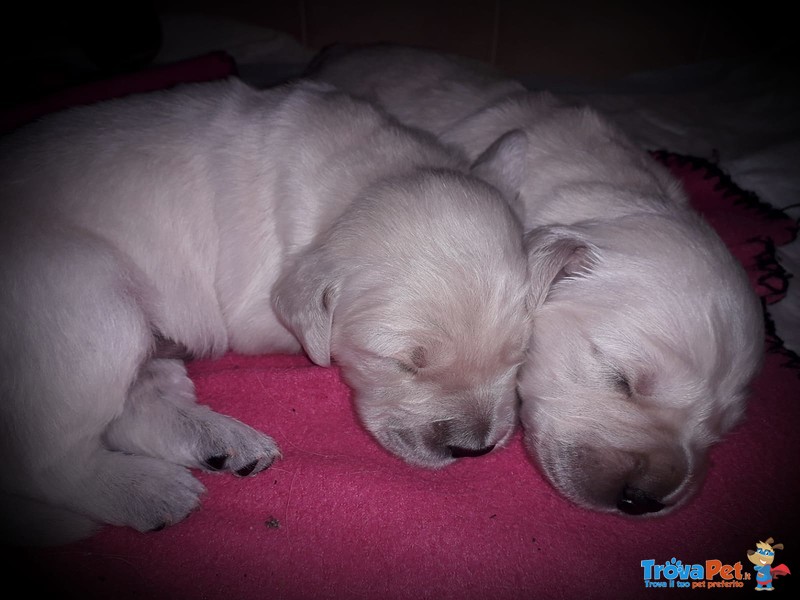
<box><xmin>0</xmin><ymin>0</ymin><xmax>794</xmax><ymax>109</ymax></box>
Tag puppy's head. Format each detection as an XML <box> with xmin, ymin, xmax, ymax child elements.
<box><xmin>519</xmin><ymin>213</ymin><xmax>764</xmax><ymax>515</ymax></box>
<box><xmin>273</xmin><ymin>170</ymin><xmax>530</xmax><ymax>467</ymax></box>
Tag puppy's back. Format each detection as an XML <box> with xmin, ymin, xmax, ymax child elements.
<box><xmin>308</xmin><ymin>43</ymin><xmax>525</xmax><ymax>137</ymax></box>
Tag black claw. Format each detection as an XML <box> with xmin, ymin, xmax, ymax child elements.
<box><xmin>235</xmin><ymin>459</ymin><xmax>259</xmax><ymax>477</ymax></box>
<box><xmin>149</xmin><ymin>522</ymin><xmax>167</xmax><ymax>532</ymax></box>
<box><xmin>205</xmin><ymin>455</ymin><xmax>228</xmax><ymax>470</ymax></box>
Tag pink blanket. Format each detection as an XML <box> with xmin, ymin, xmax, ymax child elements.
<box><xmin>2</xmin><ymin>55</ymin><xmax>798</xmax><ymax>599</ymax></box>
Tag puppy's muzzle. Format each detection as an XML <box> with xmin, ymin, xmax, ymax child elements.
<box><xmin>385</xmin><ymin>413</ymin><xmax>503</xmax><ymax>466</ymax></box>
<box><xmin>563</xmin><ymin>443</ymin><xmax>690</xmax><ymax>516</ymax></box>
<box><xmin>617</xmin><ymin>445</ymin><xmax>689</xmax><ymax>515</ymax></box>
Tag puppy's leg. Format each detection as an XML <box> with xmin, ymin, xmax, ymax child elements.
<box><xmin>104</xmin><ymin>358</ymin><xmax>280</xmax><ymax>476</ymax></box>
<box><xmin>0</xmin><ymin>230</ymin><xmax>206</xmax><ymax>541</ymax></box>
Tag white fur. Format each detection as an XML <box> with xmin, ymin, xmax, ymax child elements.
<box><xmin>312</xmin><ymin>44</ymin><xmax>765</xmax><ymax>515</ymax></box>
<box><xmin>0</xmin><ymin>78</ymin><xmax>531</xmax><ymax>543</ymax></box>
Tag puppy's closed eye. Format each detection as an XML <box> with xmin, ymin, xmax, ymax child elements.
<box><xmin>396</xmin><ymin>360</ymin><xmax>418</xmax><ymax>375</ymax></box>
<box><xmin>608</xmin><ymin>369</ymin><xmax>657</xmax><ymax>400</ymax></box>
<box><xmin>610</xmin><ymin>370</ymin><xmax>633</xmax><ymax>398</ymax></box>
<box><xmin>395</xmin><ymin>345</ymin><xmax>427</xmax><ymax>375</ymax></box>
<box><xmin>590</xmin><ymin>343</ymin><xmax>633</xmax><ymax>398</ymax></box>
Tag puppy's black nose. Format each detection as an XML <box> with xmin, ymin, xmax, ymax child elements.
<box><xmin>617</xmin><ymin>485</ymin><xmax>665</xmax><ymax>515</ymax></box>
<box><xmin>448</xmin><ymin>444</ymin><xmax>495</xmax><ymax>458</ymax></box>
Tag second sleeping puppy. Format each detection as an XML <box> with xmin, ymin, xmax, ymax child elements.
<box><xmin>311</xmin><ymin>44</ymin><xmax>765</xmax><ymax>517</ymax></box>
<box><xmin>0</xmin><ymin>78</ymin><xmax>532</xmax><ymax>544</ymax></box>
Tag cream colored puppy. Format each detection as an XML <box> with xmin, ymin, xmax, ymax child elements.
<box><xmin>0</xmin><ymin>78</ymin><xmax>532</xmax><ymax>544</ymax></box>
<box><xmin>312</xmin><ymin>44</ymin><xmax>765</xmax><ymax>516</ymax></box>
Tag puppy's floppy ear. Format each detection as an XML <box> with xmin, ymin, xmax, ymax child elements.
<box><xmin>469</xmin><ymin>129</ymin><xmax>528</xmax><ymax>219</ymax></box>
<box><xmin>524</xmin><ymin>225</ymin><xmax>599</xmax><ymax>308</ymax></box>
<box><xmin>271</xmin><ymin>247</ymin><xmax>341</xmax><ymax>367</ymax></box>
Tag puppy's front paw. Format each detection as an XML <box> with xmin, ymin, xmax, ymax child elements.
<box><xmin>107</xmin><ymin>358</ymin><xmax>281</xmax><ymax>475</ymax></box>
<box><xmin>198</xmin><ymin>416</ymin><xmax>281</xmax><ymax>477</ymax></box>
<box><xmin>129</xmin><ymin>462</ymin><xmax>207</xmax><ymax>532</ymax></box>
<box><xmin>81</xmin><ymin>453</ymin><xmax>206</xmax><ymax>533</ymax></box>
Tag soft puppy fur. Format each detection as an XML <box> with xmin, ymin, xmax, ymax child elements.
<box><xmin>311</xmin><ymin>44</ymin><xmax>765</xmax><ymax>516</ymax></box>
<box><xmin>0</xmin><ymin>78</ymin><xmax>532</xmax><ymax>544</ymax></box>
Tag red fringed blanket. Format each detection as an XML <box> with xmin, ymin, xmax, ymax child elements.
<box><xmin>2</xmin><ymin>55</ymin><xmax>798</xmax><ymax>599</ymax></box>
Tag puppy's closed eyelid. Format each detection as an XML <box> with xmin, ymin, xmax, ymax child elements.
<box><xmin>591</xmin><ymin>345</ymin><xmax>635</xmax><ymax>398</ymax></box>
<box><xmin>611</xmin><ymin>371</ymin><xmax>633</xmax><ymax>398</ymax></box>
<box><xmin>396</xmin><ymin>360</ymin><xmax>418</xmax><ymax>375</ymax></box>
<box><xmin>393</xmin><ymin>345</ymin><xmax>427</xmax><ymax>375</ymax></box>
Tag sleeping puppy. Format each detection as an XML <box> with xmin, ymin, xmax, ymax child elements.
<box><xmin>0</xmin><ymin>78</ymin><xmax>532</xmax><ymax>544</ymax></box>
<box><xmin>310</xmin><ymin>44</ymin><xmax>766</xmax><ymax>516</ymax></box>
